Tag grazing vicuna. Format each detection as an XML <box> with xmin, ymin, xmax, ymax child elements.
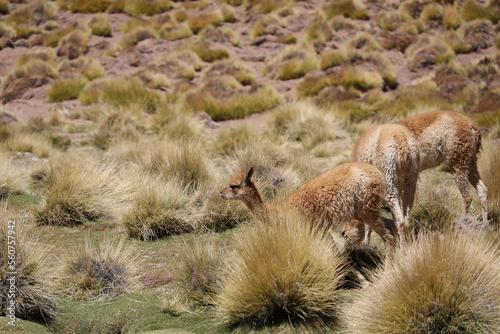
<box><xmin>396</xmin><ymin>110</ymin><xmax>488</xmax><ymax>223</ymax></box>
<box><xmin>220</xmin><ymin>163</ymin><xmax>396</xmax><ymax>253</ymax></box>
<box><xmin>351</xmin><ymin>123</ymin><xmax>421</xmax><ymax>240</ymax></box>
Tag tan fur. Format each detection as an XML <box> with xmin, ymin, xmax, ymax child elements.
<box><xmin>351</xmin><ymin>124</ymin><xmax>421</xmax><ymax>239</ymax></box>
<box><xmin>397</xmin><ymin>110</ymin><xmax>488</xmax><ymax>222</ymax></box>
<box><xmin>221</xmin><ymin>163</ymin><xmax>396</xmax><ymax>253</ymax></box>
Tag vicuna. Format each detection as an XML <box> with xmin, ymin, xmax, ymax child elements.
<box><xmin>397</xmin><ymin>110</ymin><xmax>488</xmax><ymax>223</ymax></box>
<box><xmin>351</xmin><ymin>123</ymin><xmax>421</xmax><ymax>240</ymax></box>
<box><xmin>220</xmin><ymin>163</ymin><xmax>396</xmax><ymax>253</ymax></box>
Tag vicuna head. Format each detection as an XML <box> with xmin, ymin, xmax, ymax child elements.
<box><xmin>220</xmin><ymin>167</ymin><xmax>256</xmax><ymax>201</ymax></box>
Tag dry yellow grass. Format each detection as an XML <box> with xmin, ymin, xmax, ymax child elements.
<box><xmin>344</xmin><ymin>231</ymin><xmax>500</xmax><ymax>333</ymax></box>
<box><xmin>58</xmin><ymin>236</ymin><xmax>142</xmax><ymax>300</ymax></box>
<box><xmin>217</xmin><ymin>214</ymin><xmax>347</xmax><ymax>326</ymax></box>
<box><xmin>0</xmin><ymin>151</ymin><xmax>31</xmax><ymax>198</ymax></box>
<box><xmin>0</xmin><ymin>208</ymin><xmax>59</xmax><ymax>321</ymax></box>
<box><xmin>35</xmin><ymin>156</ymin><xmax>134</xmax><ymax>226</ymax></box>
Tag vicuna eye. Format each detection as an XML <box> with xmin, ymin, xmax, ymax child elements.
<box><xmin>229</xmin><ymin>185</ymin><xmax>237</xmax><ymax>190</ymax></box>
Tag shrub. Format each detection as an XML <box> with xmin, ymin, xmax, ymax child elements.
<box><xmin>344</xmin><ymin>231</ymin><xmax>500</xmax><ymax>333</ymax></box>
<box><xmin>58</xmin><ymin>237</ymin><xmax>141</xmax><ymax>300</ymax></box>
<box><xmin>0</xmin><ymin>211</ymin><xmax>59</xmax><ymax>321</ymax></box>
<box><xmin>0</xmin><ymin>152</ymin><xmax>31</xmax><ymax>198</ymax></box>
<box><xmin>122</xmin><ymin>176</ymin><xmax>198</xmax><ymax>240</ymax></box>
<box><xmin>46</xmin><ymin>76</ymin><xmax>88</xmax><ymax>102</ymax></box>
<box><xmin>264</xmin><ymin>43</ymin><xmax>319</xmax><ymax>80</ymax></box>
<box><xmin>174</xmin><ymin>237</ymin><xmax>226</xmax><ymax>306</ymax></box>
<box><xmin>35</xmin><ymin>157</ymin><xmax>133</xmax><ymax>226</ymax></box>
<box><xmin>183</xmin><ymin>76</ymin><xmax>284</xmax><ymax>121</ymax></box>
<box><xmin>217</xmin><ymin>214</ymin><xmax>347</xmax><ymax>326</ymax></box>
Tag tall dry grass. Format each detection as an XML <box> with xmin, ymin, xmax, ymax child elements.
<box><xmin>58</xmin><ymin>236</ymin><xmax>142</xmax><ymax>300</ymax></box>
<box><xmin>217</xmin><ymin>214</ymin><xmax>347</xmax><ymax>326</ymax></box>
<box><xmin>122</xmin><ymin>175</ymin><xmax>199</xmax><ymax>240</ymax></box>
<box><xmin>174</xmin><ymin>237</ymin><xmax>226</xmax><ymax>306</ymax></box>
<box><xmin>0</xmin><ymin>205</ymin><xmax>59</xmax><ymax>321</ymax></box>
<box><xmin>344</xmin><ymin>231</ymin><xmax>500</xmax><ymax>333</ymax></box>
<box><xmin>35</xmin><ymin>156</ymin><xmax>134</xmax><ymax>226</ymax></box>
<box><xmin>478</xmin><ymin>141</ymin><xmax>500</xmax><ymax>224</ymax></box>
<box><xmin>0</xmin><ymin>151</ymin><xmax>31</xmax><ymax>198</ymax></box>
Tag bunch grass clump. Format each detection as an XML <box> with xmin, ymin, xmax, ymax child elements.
<box><xmin>122</xmin><ymin>175</ymin><xmax>198</xmax><ymax>240</ymax></box>
<box><xmin>0</xmin><ymin>151</ymin><xmax>31</xmax><ymax>198</ymax></box>
<box><xmin>0</xmin><ymin>210</ymin><xmax>59</xmax><ymax>321</ymax></box>
<box><xmin>409</xmin><ymin>183</ymin><xmax>459</xmax><ymax>235</ymax></box>
<box><xmin>217</xmin><ymin>214</ymin><xmax>347</xmax><ymax>326</ymax></box>
<box><xmin>35</xmin><ymin>157</ymin><xmax>133</xmax><ymax>226</ymax></box>
<box><xmin>323</xmin><ymin>0</ymin><xmax>369</xmax><ymax>20</ymax></box>
<box><xmin>58</xmin><ymin>236</ymin><xmax>142</xmax><ymax>300</ymax></box>
<box><xmin>46</xmin><ymin>76</ymin><xmax>88</xmax><ymax>102</ymax></box>
<box><xmin>100</xmin><ymin>76</ymin><xmax>165</xmax><ymax>113</ymax></box>
<box><xmin>266</xmin><ymin>101</ymin><xmax>348</xmax><ymax>151</ymax></box>
<box><xmin>344</xmin><ymin>231</ymin><xmax>500</xmax><ymax>333</ymax></box>
<box><xmin>263</xmin><ymin>43</ymin><xmax>319</xmax><ymax>81</ymax></box>
<box><xmin>1</xmin><ymin>131</ymin><xmax>54</xmax><ymax>158</ymax></box>
<box><xmin>174</xmin><ymin>237</ymin><xmax>226</xmax><ymax>306</ymax></box>
<box><xmin>88</xmin><ymin>14</ymin><xmax>112</xmax><ymax>37</ymax></box>
<box><xmin>186</xmin><ymin>9</ymin><xmax>223</xmax><ymax>34</ymax></box>
<box><xmin>183</xmin><ymin>76</ymin><xmax>284</xmax><ymax>121</ymax></box>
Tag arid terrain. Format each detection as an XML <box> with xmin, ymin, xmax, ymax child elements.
<box><xmin>1</xmin><ymin>0</ymin><xmax>500</xmax><ymax>333</ymax></box>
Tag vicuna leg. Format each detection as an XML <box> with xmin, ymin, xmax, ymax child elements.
<box><xmin>451</xmin><ymin>167</ymin><xmax>474</xmax><ymax>217</ymax></box>
<box><xmin>467</xmin><ymin>162</ymin><xmax>488</xmax><ymax>223</ymax></box>
<box><xmin>386</xmin><ymin>180</ymin><xmax>406</xmax><ymax>240</ymax></box>
<box><xmin>401</xmin><ymin>175</ymin><xmax>418</xmax><ymax>238</ymax></box>
<box><xmin>359</xmin><ymin>211</ymin><xmax>396</xmax><ymax>256</ymax></box>
<box><xmin>344</xmin><ymin>220</ymin><xmax>365</xmax><ymax>251</ymax></box>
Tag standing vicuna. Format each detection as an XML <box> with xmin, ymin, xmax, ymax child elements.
<box><xmin>351</xmin><ymin>124</ymin><xmax>421</xmax><ymax>240</ymax></box>
<box><xmin>220</xmin><ymin>163</ymin><xmax>396</xmax><ymax>254</ymax></box>
<box><xmin>396</xmin><ymin>110</ymin><xmax>488</xmax><ymax>223</ymax></box>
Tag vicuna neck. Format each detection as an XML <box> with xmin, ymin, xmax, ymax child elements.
<box><xmin>242</xmin><ymin>186</ymin><xmax>271</xmax><ymax>222</ymax></box>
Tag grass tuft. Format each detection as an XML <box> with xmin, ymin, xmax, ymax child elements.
<box><xmin>0</xmin><ymin>152</ymin><xmax>31</xmax><ymax>198</ymax></box>
<box><xmin>478</xmin><ymin>142</ymin><xmax>500</xmax><ymax>224</ymax></box>
<box><xmin>122</xmin><ymin>175</ymin><xmax>198</xmax><ymax>240</ymax></box>
<box><xmin>217</xmin><ymin>214</ymin><xmax>347</xmax><ymax>326</ymax></box>
<box><xmin>0</xmin><ymin>210</ymin><xmax>59</xmax><ymax>321</ymax></box>
<box><xmin>344</xmin><ymin>231</ymin><xmax>500</xmax><ymax>333</ymax></box>
<box><xmin>88</xmin><ymin>14</ymin><xmax>112</xmax><ymax>37</ymax></box>
<box><xmin>46</xmin><ymin>76</ymin><xmax>88</xmax><ymax>102</ymax></box>
<box><xmin>58</xmin><ymin>236</ymin><xmax>142</xmax><ymax>300</ymax></box>
<box><xmin>174</xmin><ymin>237</ymin><xmax>226</xmax><ymax>306</ymax></box>
<box><xmin>183</xmin><ymin>76</ymin><xmax>284</xmax><ymax>121</ymax></box>
<box><xmin>35</xmin><ymin>157</ymin><xmax>133</xmax><ymax>226</ymax></box>
<box><xmin>264</xmin><ymin>43</ymin><xmax>319</xmax><ymax>80</ymax></box>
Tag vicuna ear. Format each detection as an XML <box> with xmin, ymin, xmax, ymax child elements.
<box><xmin>244</xmin><ymin>167</ymin><xmax>254</xmax><ymax>184</ymax></box>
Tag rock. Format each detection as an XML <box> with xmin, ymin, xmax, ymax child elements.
<box><xmin>194</xmin><ymin>111</ymin><xmax>219</xmax><ymax>129</ymax></box>
<box><xmin>10</xmin><ymin>152</ymin><xmax>40</xmax><ymax>166</ymax></box>
<box><xmin>0</xmin><ymin>112</ymin><xmax>17</xmax><ymax>125</ymax></box>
